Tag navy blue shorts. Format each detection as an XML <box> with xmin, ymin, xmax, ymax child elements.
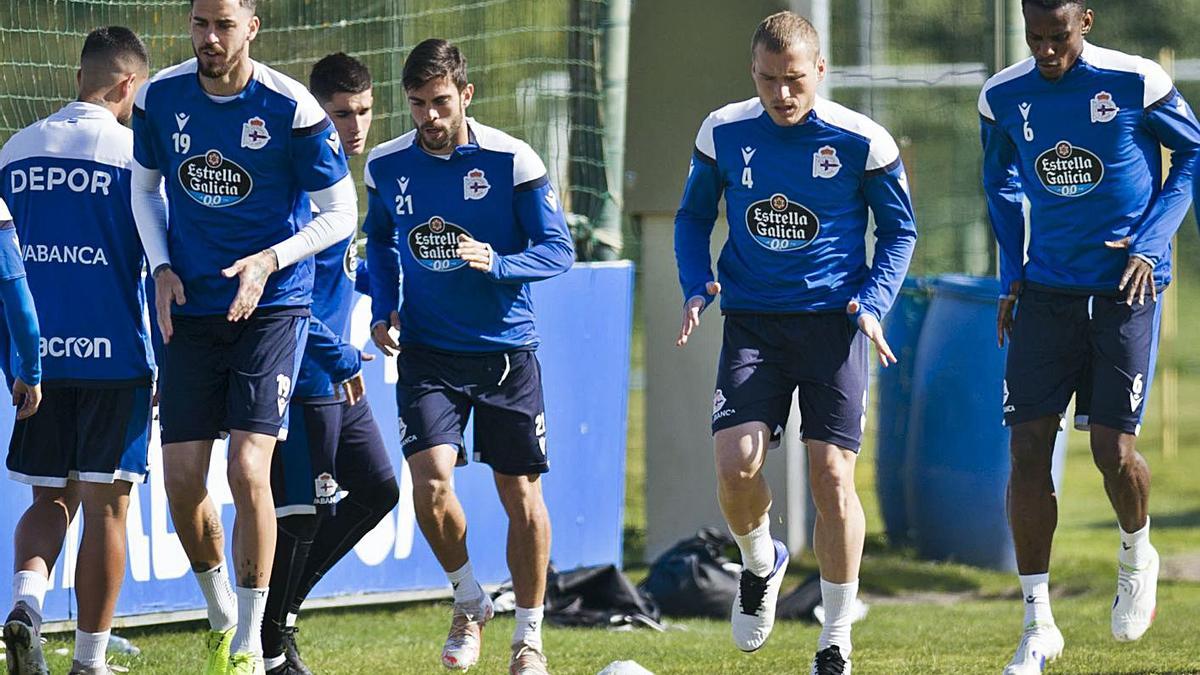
<box><xmin>397</xmin><ymin>347</ymin><xmax>548</xmax><ymax>476</ymax></box>
<box><xmin>271</xmin><ymin>397</ymin><xmax>395</xmax><ymax>517</ymax></box>
<box><xmin>159</xmin><ymin>311</ymin><xmax>308</xmax><ymax>444</ymax></box>
<box><xmin>713</xmin><ymin>313</ymin><xmax>868</xmax><ymax>452</ymax></box>
<box><xmin>1005</xmin><ymin>286</ymin><xmax>1161</xmax><ymax>435</ymax></box>
<box><xmin>7</xmin><ymin>384</ymin><xmax>152</xmax><ymax>487</ymax></box>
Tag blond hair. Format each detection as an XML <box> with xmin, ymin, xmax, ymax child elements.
<box><xmin>752</xmin><ymin>11</ymin><xmax>820</xmax><ymax>56</ymax></box>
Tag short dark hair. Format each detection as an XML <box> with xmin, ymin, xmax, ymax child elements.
<box><xmin>80</xmin><ymin>26</ymin><xmax>149</xmax><ymax>71</ymax></box>
<box><xmin>752</xmin><ymin>11</ymin><xmax>821</xmax><ymax>55</ymax></box>
<box><xmin>1022</xmin><ymin>0</ymin><xmax>1087</xmax><ymax>10</ymax></box>
<box><xmin>190</xmin><ymin>0</ymin><xmax>257</xmax><ymax>9</ymax></box>
<box><xmin>309</xmin><ymin>53</ymin><xmax>372</xmax><ymax>103</ymax></box>
<box><xmin>402</xmin><ymin>39</ymin><xmax>468</xmax><ymax>92</ymax></box>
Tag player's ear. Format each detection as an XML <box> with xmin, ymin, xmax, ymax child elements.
<box><xmin>461</xmin><ymin>83</ymin><xmax>474</xmax><ymax>109</ymax></box>
<box><xmin>1081</xmin><ymin>8</ymin><xmax>1094</xmax><ymax>35</ymax></box>
<box><xmin>816</xmin><ymin>56</ymin><xmax>827</xmax><ymax>82</ymax></box>
<box><xmin>247</xmin><ymin>15</ymin><xmax>261</xmax><ymax>41</ymax></box>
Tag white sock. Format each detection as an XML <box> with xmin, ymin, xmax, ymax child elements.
<box><xmin>73</xmin><ymin>629</ymin><xmax>109</xmax><ymax>667</ymax></box>
<box><xmin>1119</xmin><ymin>516</ymin><xmax>1153</xmax><ymax>568</ymax></box>
<box><xmin>817</xmin><ymin>578</ymin><xmax>858</xmax><ymax>656</ymax></box>
<box><xmin>264</xmin><ymin>654</ymin><xmax>287</xmax><ymax>670</ymax></box>
<box><xmin>1019</xmin><ymin>573</ymin><xmax>1054</xmax><ymax>628</ymax></box>
<box><xmin>11</xmin><ymin>571</ymin><xmax>48</xmax><ymax>631</ymax></box>
<box><xmin>732</xmin><ymin>520</ymin><xmax>775</xmax><ymax>577</ymax></box>
<box><xmin>447</xmin><ymin>561</ymin><xmax>483</xmax><ymax>605</ymax></box>
<box><xmin>285</xmin><ymin>612</ymin><xmax>298</xmax><ymax>628</ymax></box>
<box><xmin>194</xmin><ymin>564</ymin><xmax>237</xmax><ymax>632</ymax></box>
<box><xmin>230</xmin><ymin>587</ymin><xmax>268</xmax><ymax>656</ymax></box>
<box><xmin>512</xmin><ymin>605</ymin><xmax>544</xmax><ymax>651</ymax></box>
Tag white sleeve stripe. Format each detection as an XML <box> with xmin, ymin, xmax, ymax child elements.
<box><xmin>271</xmin><ymin>174</ymin><xmax>358</xmax><ymax>269</ymax></box>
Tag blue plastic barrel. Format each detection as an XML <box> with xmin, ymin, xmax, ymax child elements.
<box><xmin>875</xmin><ymin>277</ymin><xmax>932</xmax><ymax>546</ymax></box>
<box><xmin>904</xmin><ymin>275</ymin><xmax>1066</xmax><ymax>571</ymax></box>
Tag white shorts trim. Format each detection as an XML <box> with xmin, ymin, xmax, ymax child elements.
<box><xmin>70</xmin><ymin>470</ymin><xmax>148</xmax><ymax>485</ymax></box>
<box><xmin>274</xmin><ymin>504</ymin><xmax>317</xmax><ymax>518</ymax></box>
<box><xmin>7</xmin><ymin>470</ymin><xmax>68</xmax><ymax>488</ymax></box>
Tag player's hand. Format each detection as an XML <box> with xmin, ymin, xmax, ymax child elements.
<box><xmin>371</xmin><ymin>311</ymin><xmax>401</xmax><ymax>356</ymax></box>
<box><xmin>848</xmin><ymin>300</ymin><xmax>896</xmax><ymax>368</ymax></box>
<box><xmin>222</xmin><ymin>250</ymin><xmax>279</xmax><ymax>322</ymax></box>
<box><xmin>1106</xmin><ymin>237</ymin><xmax>1157</xmax><ymax>306</ymax></box>
<box><xmin>456</xmin><ymin>234</ymin><xmax>494</xmax><ymax>273</ymax></box>
<box><xmin>676</xmin><ymin>281</ymin><xmax>720</xmax><ymax>348</ymax></box>
<box><xmin>997</xmin><ymin>280</ymin><xmax>1021</xmax><ymax>348</ymax></box>
<box><xmin>153</xmin><ymin>266</ymin><xmax>187</xmax><ymax>344</ymax></box>
<box><xmin>12</xmin><ymin>378</ymin><xmax>40</xmax><ymax>420</ymax></box>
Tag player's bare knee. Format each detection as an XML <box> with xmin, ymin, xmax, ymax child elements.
<box><xmin>225</xmin><ymin>461</ymin><xmax>270</xmax><ymax>501</ymax></box>
<box><xmin>495</xmin><ymin>475</ymin><xmax>546</xmax><ymax>521</ymax></box>
<box><xmin>163</xmin><ymin>468</ymin><xmax>206</xmax><ymax>505</ymax></box>
<box><xmin>809</xmin><ymin>466</ymin><xmax>856</xmax><ymax>518</ymax></box>
<box><xmin>1089</xmin><ymin>428</ymin><xmax>1139</xmax><ymax>476</ymax></box>
<box><xmin>80</xmin><ymin>488</ymin><xmax>131</xmax><ymax>522</ymax></box>
<box><xmin>413</xmin><ymin>475</ymin><xmax>454</xmax><ymax>511</ymax></box>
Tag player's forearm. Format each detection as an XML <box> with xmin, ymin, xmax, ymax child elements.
<box><xmin>674</xmin><ymin>214</ymin><xmax>718</xmax><ymax>304</ymax></box>
<box><xmin>131</xmin><ymin>160</ymin><xmax>171</xmax><ymax>271</ymax></box>
<box><xmin>0</xmin><ymin>276</ymin><xmax>40</xmax><ymax>385</ymax></box>
<box><xmin>674</xmin><ymin>154</ymin><xmax>722</xmax><ymax>303</ymax></box>
<box><xmin>306</xmin><ymin>316</ymin><xmax>361</xmax><ymax>383</ymax></box>
<box><xmin>271</xmin><ymin>175</ymin><xmax>359</xmax><ymax>269</ymax></box>
<box><xmin>858</xmin><ymin>170</ymin><xmax>918</xmax><ymax>319</ymax></box>
<box><xmin>490</xmin><ymin>188</ymin><xmax>575</xmax><ymax>283</ymax></box>
<box><xmin>365</xmin><ymin>234</ymin><xmax>401</xmax><ymax>327</ymax></box>
<box><xmin>981</xmin><ymin>125</ymin><xmax>1027</xmax><ymax>293</ymax></box>
<box><xmin>1131</xmin><ymin>99</ymin><xmax>1200</xmax><ymax>262</ymax></box>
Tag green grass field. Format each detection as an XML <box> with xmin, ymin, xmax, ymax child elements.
<box><xmin>29</xmin><ymin>282</ymin><xmax>1200</xmax><ymax>674</ymax></box>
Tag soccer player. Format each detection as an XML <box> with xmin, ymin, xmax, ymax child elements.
<box><xmin>0</xmin><ymin>27</ymin><xmax>150</xmax><ymax>675</ymax></box>
<box><xmin>366</xmin><ymin>38</ymin><xmax>573</xmax><ymax>675</ymax></box>
<box><xmin>674</xmin><ymin>12</ymin><xmax>916</xmax><ymax>673</ymax></box>
<box><xmin>130</xmin><ymin>1</ymin><xmax>355</xmax><ymax>673</ymax></box>
<box><xmin>261</xmin><ymin>52</ymin><xmax>398</xmax><ymax>675</ymax></box>
<box><xmin>979</xmin><ymin>1</ymin><xmax>1200</xmax><ymax>672</ymax></box>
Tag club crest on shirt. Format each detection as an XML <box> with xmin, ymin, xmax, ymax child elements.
<box><xmin>314</xmin><ymin>472</ymin><xmax>339</xmax><ymax>502</ymax></box>
<box><xmin>1034</xmin><ymin>140</ymin><xmax>1104</xmax><ymax>197</ymax></box>
<box><xmin>409</xmin><ymin>216</ymin><xmax>471</xmax><ymax>272</ymax></box>
<box><xmin>1090</xmin><ymin>91</ymin><xmax>1119</xmax><ymax>124</ymax></box>
<box><xmin>812</xmin><ymin>145</ymin><xmax>841</xmax><ymax>179</ymax></box>
<box><xmin>744</xmin><ymin>193</ymin><xmax>821</xmax><ymax>251</ymax></box>
<box><xmin>240</xmin><ymin>116</ymin><xmax>271</xmax><ymax>150</ymax></box>
<box><xmin>463</xmin><ymin>168</ymin><xmax>490</xmax><ymax>200</ymax></box>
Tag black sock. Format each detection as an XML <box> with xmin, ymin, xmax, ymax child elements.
<box><xmin>289</xmin><ymin>477</ymin><xmax>400</xmax><ymax>615</ymax></box>
<box><xmin>263</xmin><ymin>513</ymin><xmax>322</xmax><ymax>658</ymax></box>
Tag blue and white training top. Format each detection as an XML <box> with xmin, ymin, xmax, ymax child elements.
<box><xmin>675</xmin><ymin>96</ymin><xmax>917</xmax><ymax>320</ymax></box>
<box><xmin>0</xmin><ymin>102</ymin><xmax>152</xmax><ymax>384</ymax></box>
<box><xmin>980</xmin><ymin>42</ymin><xmax>1200</xmax><ymax>295</ymax></box>
<box><xmin>133</xmin><ymin>59</ymin><xmax>350</xmax><ymax>316</ymax></box>
<box><xmin>364</xmin><ymin>119</ymin><xmax>574</xmax><ymax>353</ymax></box>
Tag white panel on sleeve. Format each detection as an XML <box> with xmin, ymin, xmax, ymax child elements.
<box><xmin>270</xmin><ymin>174</ymin><xmax>358</xmax><ymax>268</ymax></box>
<box><xmin>131</xmin><ymin>160</ymin><xmax>171</xmax><ymax>270</ymax></box>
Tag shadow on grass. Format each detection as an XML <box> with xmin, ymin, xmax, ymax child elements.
<box><xmin>1082</xmin><ymin>508</ymin><xmax>1200</xmax><ymax>530</ymax></box>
